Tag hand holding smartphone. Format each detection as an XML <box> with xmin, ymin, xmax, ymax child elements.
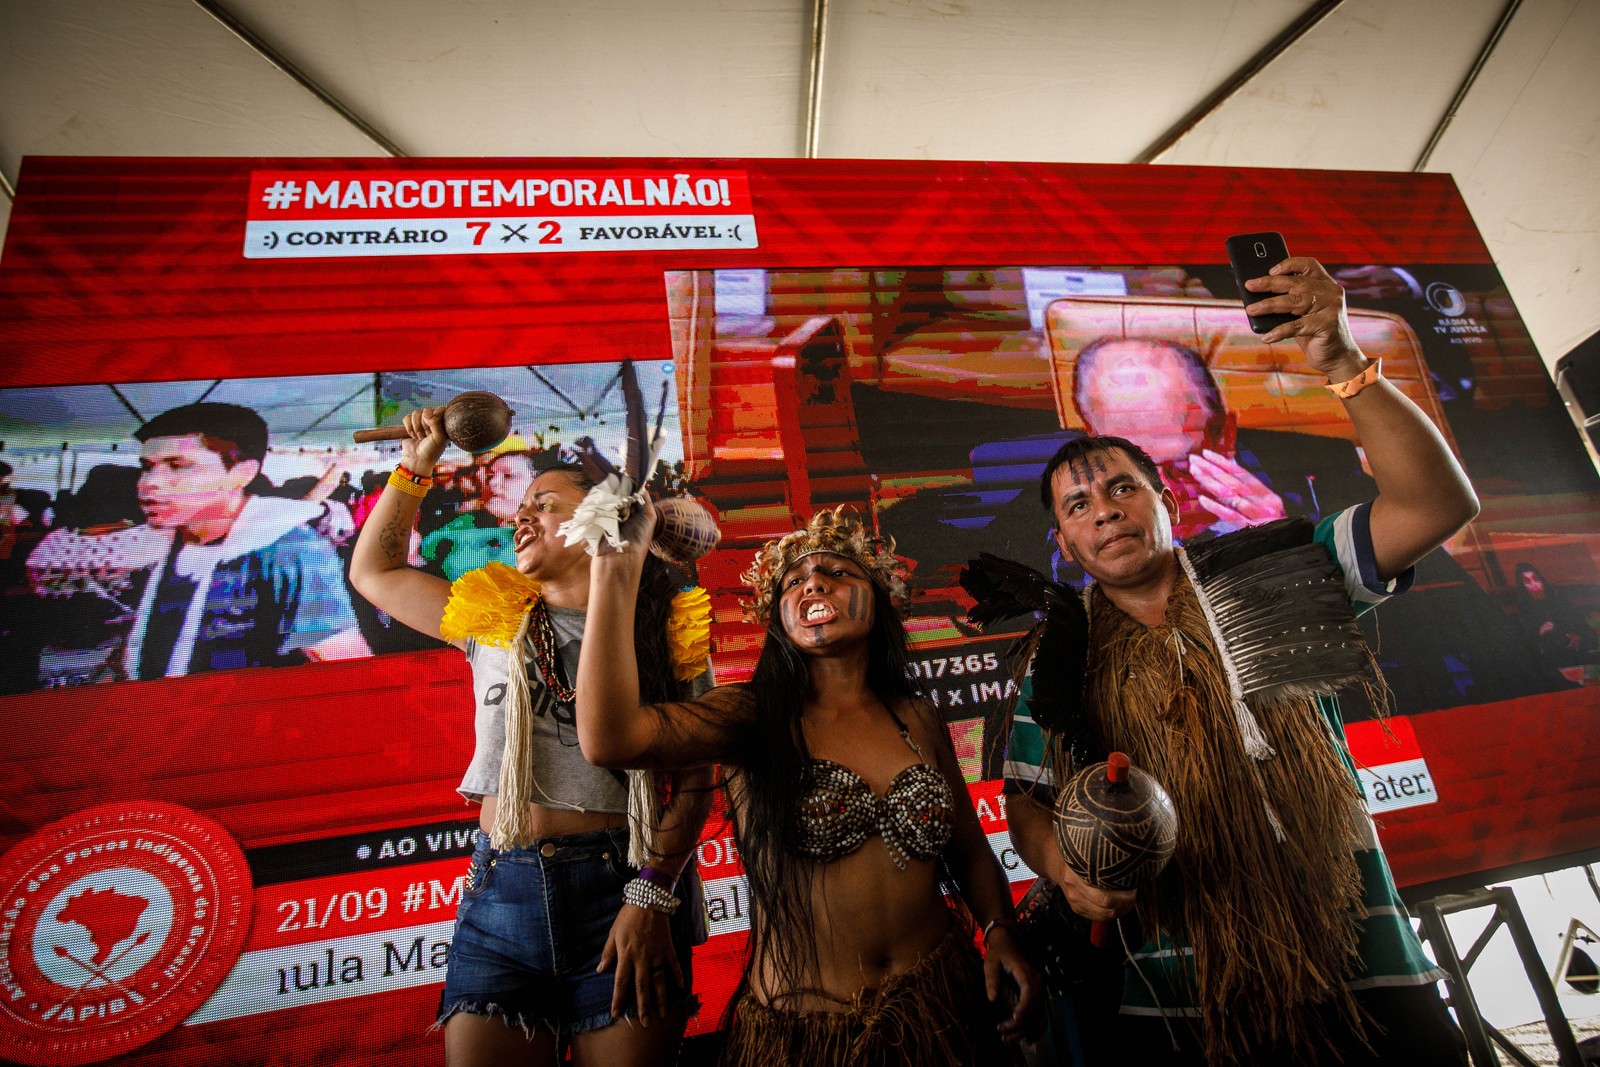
<box><xmin>1225</xmin><ymin>231</ymin><xmax>1293</xmax><ymax>335</ymax></box>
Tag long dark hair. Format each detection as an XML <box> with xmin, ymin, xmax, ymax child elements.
<box><xmin>722</xmin><ymin>575</ymin><xmax>923</xmax><ymax>1015</ymax></box>
<box><xmin>1511</xmin><ymin>562</ymin><xmax>1550</xmax><ymax>605</ymax></box>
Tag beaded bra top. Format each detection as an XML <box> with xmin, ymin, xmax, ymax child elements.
<box><xmin>794</xmin><ymin>724</ymin><xmax>956</xmax><ymax>870</ymax></box>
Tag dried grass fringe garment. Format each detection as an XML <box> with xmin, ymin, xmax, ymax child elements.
<box><xmin>719</xmin><ymin>920</ymin><xmax>1019</xmax><ymax>1067</ymax></box>
<box><xmin>1075</xmin><ymin>568</ymin><xmax>1371</xmax><ymax>1063</ymax></box>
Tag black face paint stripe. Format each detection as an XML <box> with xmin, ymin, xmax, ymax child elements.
<box><xmin>1066</xmin><ymin>450</ymin><xmax>1111</xmax><ymax>490</ymax></box>
<box><xmin>847</xmin><ymin>585</ymin><xmax>866</xmax><ymax>620</ymax></box>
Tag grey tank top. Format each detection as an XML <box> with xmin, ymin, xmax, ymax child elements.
<box><xmin>457</xmin><ymin>604</ymin><xmax>628</xmax><ymax>814</ymax></box>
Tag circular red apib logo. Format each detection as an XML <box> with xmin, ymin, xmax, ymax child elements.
<box><xmin>0</xmin><ymin>802</ymin><xmax>253</xmax><ymax>1065</ymax></box>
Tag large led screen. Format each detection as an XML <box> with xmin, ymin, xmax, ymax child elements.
<box><xmin>1</xmin><ymin>157</ymin><xmax>1596</xmax><ymax>1066</ymax></box>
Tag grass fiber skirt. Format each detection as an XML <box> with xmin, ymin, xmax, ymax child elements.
<box><xmin>719</xmin><ymin>918</ymin><xmax>1019</xmax><ymax>1066</ymax></box>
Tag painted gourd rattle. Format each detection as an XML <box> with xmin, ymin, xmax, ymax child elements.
<box><xmin>1054</xmin><ymin>751</ymin><xmax>1178</xmax><ymax>947</ymax></box>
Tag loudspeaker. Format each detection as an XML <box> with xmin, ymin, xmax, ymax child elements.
<box><xmin>1554</xmin><ymin>330</ymin><xmax>1600</xmax><ymax>454</ymax></box>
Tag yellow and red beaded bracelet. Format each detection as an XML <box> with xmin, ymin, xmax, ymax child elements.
<box><xmin>388</xmin><ymin>463</ymin><xmax>433</xmax><ymax>499</ymax></box>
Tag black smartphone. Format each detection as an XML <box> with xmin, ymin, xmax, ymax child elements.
<box><xmin>1226</xmin><ymin>231</ymin><xmax>1294</xmax><ymax>334</ymax></box>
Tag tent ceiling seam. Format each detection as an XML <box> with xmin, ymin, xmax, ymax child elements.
<box><xmin>1132</xmin><ymin>0</ymin><xmax>1346</xmax><ymax>165</ymax></box>
<box><xmin>1414</xmin><ymin>0</ymin><xmax>1525</xmax><ymax>171</ymax></box>
<box><xmin>190</xmin><ymin>0</ymin><xmax>407</xmax><ymax>158</ymax></box>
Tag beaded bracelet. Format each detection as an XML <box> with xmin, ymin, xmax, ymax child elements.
<box><xmin>395</xmin><ymin>462</ymin><xmax>432</xmax><ymax>484</ymax></box>
<box><xmin>622</xmin><ymin>877</ymin><xmax>680</xmax><ymax>915</ymax></box>
<box><xmin>387</xmin><ymin>469</ymin><xmax>431</xmax><ymax>499</ymax></box>
<box><xmin>982</xmin><ymin>917</ymin><xmax>1020</xmax><ymax>946</ymax></box>
<box><xmin>636</xmin><ymin>865</ymin><xmax>677</xmax><ymax>892</ymax></box>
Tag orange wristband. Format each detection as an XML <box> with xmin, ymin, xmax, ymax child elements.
<box><xmin>1325</xmin><ymin>359</ymin><xmax>1381</xmax><ymax>399</ymax></box>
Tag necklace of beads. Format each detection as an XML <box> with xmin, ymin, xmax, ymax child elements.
<box><xmin>526</xmin><ymin>598</ymin><xmax>576</xmax><ymax>704</ymax></box>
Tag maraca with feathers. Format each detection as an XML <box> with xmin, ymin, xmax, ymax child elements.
<box><xmin>558</xmin><ymin>359</ymin><xmax>719</xmax><ymax>564</ymax></box>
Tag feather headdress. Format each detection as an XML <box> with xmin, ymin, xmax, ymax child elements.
<box><xmin>741</xmin><ymin>506</ymin><xmax>909</xmax><ymax>624</ymax></box>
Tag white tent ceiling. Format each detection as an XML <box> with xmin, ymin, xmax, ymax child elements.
<box><xmin>2</xmin><ymin>0</ymin><xmax>1596</xmax><ymax>373</ymax></box>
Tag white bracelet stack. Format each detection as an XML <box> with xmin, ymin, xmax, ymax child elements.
<box><xmin>623</xmin><ymin>877</ymin><xmax>680</xmax><ymax>915</ymax></box>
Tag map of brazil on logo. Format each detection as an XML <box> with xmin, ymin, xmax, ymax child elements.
<box><xmin>0</xmin><ymin>802</ymin><xmax>253</xmax><ymax>1065</ymax></box>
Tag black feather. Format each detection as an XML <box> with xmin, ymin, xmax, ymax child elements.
<box><xmin>1029</xmin><ymin>598</ymin><xmax>1091</xmax><ymax>736</ymax></box>
<box><xmin>570</xmin><ymin>435</ymin><xmax>617</xmax><ymax>484</ymax></box>
<box><xmin>960</xmin><ymin>552</ymin><xmax>1079</xmax><ymax>629</ymax></box>
<box><xmin>962</xmin><ymin>553</ymin><xmax>1092</xmax><ymax>740</ymax></box>
<box><xmin>1185</xmin><ymin>516</ymin><xmax>1315</xmax><ymax>581</ymax></box>
<box><xmin>653</xmin><ymin>378</ymin><xmax>670</xmax><ymax>450</ymax></box>
<box><xmin>620</xmin><ymin>359</ymin><xmax>649</xmax><ymax>486</ymax></box>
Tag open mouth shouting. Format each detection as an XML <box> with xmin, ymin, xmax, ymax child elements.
<box><xmin>799</xmin><ymin>598</ymin><xmax>838</xmax><ymax>626</ymax></box>
<box><xmin>513</xmin><ymin>523</ymin><xmax>541</xmax><ymax>552</ymax></box>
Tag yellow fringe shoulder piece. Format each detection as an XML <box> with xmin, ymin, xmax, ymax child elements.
<box><xmin>440</xmin><ymin>561</ymin><xmax>542</xmax><ymax>648</ymax></box>
<box><xmin>667</xmin><ymin>586</ymin><xmax>713</xmax><ymax>681</ymax></box>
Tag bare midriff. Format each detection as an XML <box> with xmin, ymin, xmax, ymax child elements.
<box><xmin>477</xmin><ymin>794</ymin><xmax>628</xmax><ymax>840</ymax></box>
<box><xmin>745</xmin><ymin>816</ymin><xmax>953</xmax><ymax>1012</ymax></box>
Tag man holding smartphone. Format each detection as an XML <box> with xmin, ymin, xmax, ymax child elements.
<box><xmin>1002</xmin><ymin>256</ymin><xmax>1474</xmax><ymax>1065</ymax></box>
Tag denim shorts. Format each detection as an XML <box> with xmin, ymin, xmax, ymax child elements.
<box><xmin>436</xmin><ymin>826</ymin><xmax>699</xmax><ymax>1039</ymax></box>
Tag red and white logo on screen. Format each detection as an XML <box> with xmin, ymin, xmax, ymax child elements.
<box><xmin>0</xmin><ymin>802</ymin><xmax>253</xmax><ymax>1066</ymax></box>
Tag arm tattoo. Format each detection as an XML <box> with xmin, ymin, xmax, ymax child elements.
<box><xmin>377</xmin><ymin>512</ymin><xmax>409</xmax><ymax>563</ymax></box>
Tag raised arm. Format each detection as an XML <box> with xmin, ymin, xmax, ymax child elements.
<box><xmin>301</xmin><ymin>458</ymin><xmax>345</xmax><ymax>505</ymax></box>
<box><xmin>1247</xmin><ymin>257</ymin><xmax>1479</xmax><ymax>580</ymax></box>
<box><xmin>576</xmin><ymin>498</ymin><xmax>746</xmax><ymax>769</ymax></box>
<box><xmin>347</xmin><ymin>407</ymin><xmax>454</xmax><ymax>644</ymax></box>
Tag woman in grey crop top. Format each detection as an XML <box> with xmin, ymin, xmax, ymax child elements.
<box><xmin>576</xmin><ymin>505</ymin><xmax>1041</xmax><ymax>1066</ymax></box>
<box><xmin>350</xmin><ymin>406</ymin><xmax>714</xmax><ymax>1067</ymax></box>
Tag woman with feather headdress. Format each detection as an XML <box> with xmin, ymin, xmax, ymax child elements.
<box><xmin>574</xmin><ymin>502</ymin><xmax>1041</xmax><ymax>1066</ymax></box>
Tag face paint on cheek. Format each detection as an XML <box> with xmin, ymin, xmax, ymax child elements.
<box><xmin>846</xmin><ymin>585</ymin><xmax>867</xmax><ymax>620</ymax></box>
<box><xmin>781</xmin><ymin>599</ymin><xmax>797</xmax><ymax>634</ymax></box>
